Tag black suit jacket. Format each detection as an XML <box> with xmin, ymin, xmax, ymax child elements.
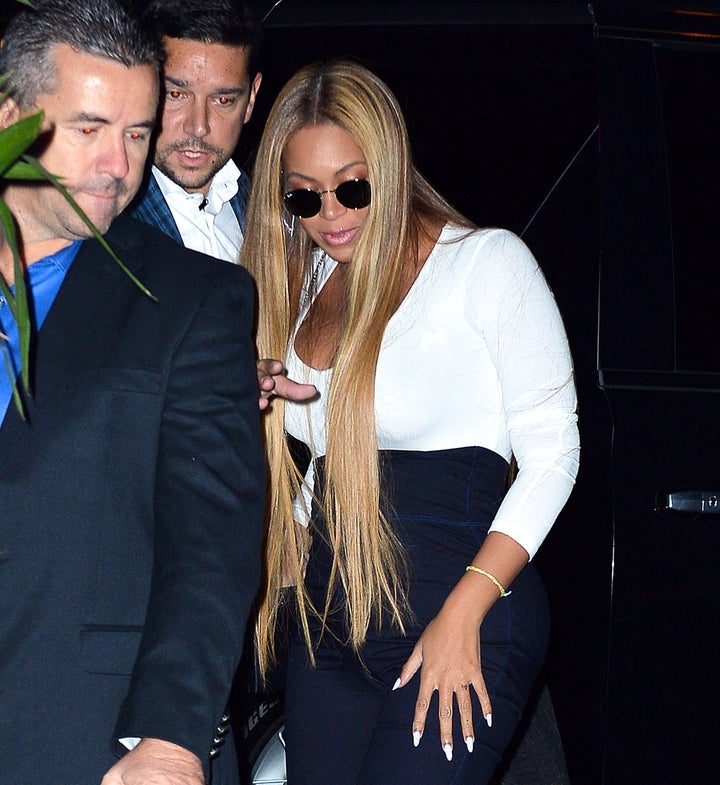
<box><xmin>0</xmin><ymin>214</ymin><xmax>265</xmax><ymax>784</ymax></box>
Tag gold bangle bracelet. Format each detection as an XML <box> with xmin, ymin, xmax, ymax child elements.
<box><xmin>465</xmin><ymin>565</ymin><xmax>512</xmax><ymax>598</ymax></box>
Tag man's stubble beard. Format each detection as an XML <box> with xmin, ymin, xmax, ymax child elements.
<box><xmin>154</xmin><ymin>137</ymin><xmax>230</xmax><ymax>192</ymax></box>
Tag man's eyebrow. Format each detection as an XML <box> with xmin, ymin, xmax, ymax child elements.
<box><xmin>165</xmin><ymin>75</ymin><xmax>190</xmax><ymax>89</ymax></box>
<box><xmin>133</xmin><ymin>118</ymin><xmax>157</xmax><ymax>130</ymax></box>
<box><xmin>69</xmin><ymin>112</ymin><xmax>110</xmax><ymax>124</ymax></box>
<box><xmin>214</xmin><ymin>86</ymin><xmax>247</xmax><ymax>95</ymax></box>
<box><xmin>164</xmin><ymin>74</ymin><xmax>247</xmax><ymax>95</ymax></box>
<box><xmin>67</xmin><ymin>112</ymin><xmax>155</xmax><ymax>130</ymax></box>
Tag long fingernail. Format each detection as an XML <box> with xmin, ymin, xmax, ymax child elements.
<box><xmin>465</xmin><ymin>736</ymin><xmax>474</xmax><ymax>753</ymax></box>
<box><xmin>413</xmin><ymin>730</ymin><xmax>422</xmax><ymax>747</ymax></box>
<box><xmin>444</xmin><ymin>743</ymin><xmax>453</xmax><ymax>761</ymax></box>
<box><xmin>485</xmin><ymin>713</ymin><xmax>493</xmax><ymax>728</ymax></box>
<box><xmin>392</xmin><ymin>677</ymin><xmax>401</xmax><ymax>691</ymax></box>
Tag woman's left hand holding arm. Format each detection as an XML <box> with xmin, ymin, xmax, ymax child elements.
<box><xmin>393</xmin><ymin>532</ymin><xmax>529</xmax><ymax>760</ymax></box>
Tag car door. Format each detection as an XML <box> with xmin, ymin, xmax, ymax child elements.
<box><xmin>595</xmin><ymin>5</ymin><xmax>720</xmax><ymax>783</ymax></box>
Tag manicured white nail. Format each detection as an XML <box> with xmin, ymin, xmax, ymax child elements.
<box><xmin>485</xmin><ymin>713</ymin><xmax>493</xmax><ymax>728</ymax></box>
<box><xmin>392</xmin><ymin>677</ymin><xmax>401</xmax><ymax>691</ymax></box>
<box><xmin>444</xmin><ymin>743</ymin><xmax>453</xmax><ymax>761</ymax></box>
<box><xmin>465</xmin><ymin>736</ymin><xmax>474</xmax><ymax>753</ymax></box>
<box><xmin>413</xmin><ymin>730</ymin><xmax>422</xmax><ymax>747</ymax></box>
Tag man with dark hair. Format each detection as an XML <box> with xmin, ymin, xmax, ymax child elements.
<box><xmin>0</xmin><ymin>1</ymin><xmax>265</xmax><ymax>784</ymax></box>
<box><xmin>128</xmin><ymin>0</ymin><xmax>263</xmax><ymax>262</ymax></box>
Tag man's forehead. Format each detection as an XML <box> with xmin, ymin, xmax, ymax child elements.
<box><xmin>162</xmin><ymin>37</ymin><xmax>252</xmax><ymax>82</ymax></box>
<box><xmin>47</xmin><ymin>43</ymin><xmax>159</xmax><ymax>86</ymax></box>
<box><xmin>37</xmin><ymin>44</ymin><xmax>159</xmax><ymax>116</ymax></box>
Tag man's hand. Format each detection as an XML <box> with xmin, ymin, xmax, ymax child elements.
<box><xmin>257</xmin><ymin>358</ymin><xmax>317</xmax><ymax>411</ymax></box>
<box><xmin>101</xmin><ymin>738</ymin><xmax>204</xmax><ymax>785</ymax></box>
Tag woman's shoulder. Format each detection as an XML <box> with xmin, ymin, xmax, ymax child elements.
<box><xmin>438</xmin><ymin>224</ymin><xmax>538</xmax><ymax>276</ymax></box>
<box><xmin>440</xmin><ymin>222</ymin><xmax>524</xmax><ymax>248</ymax></box>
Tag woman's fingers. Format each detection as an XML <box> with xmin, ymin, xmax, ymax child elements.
<box><xmin>395</xmin><ymin>642</ymin><xmax>427</xmax><ymax>746</ymax></box>
<box><xmin>473</xmin><ymin>672</ymin><xmax>493</xmax><ymax>729</ymax></box>
<box><xmin>394</xmin><ymin>644</ymin><xmax>423</xmax><ymax>692</ymax></box>
<box><xmin>398</xmin><ymin>615</ymin><xmax>495</xmax><ymax>759</ymax></box>
<box><xmin>436</xmin><ymin>676</ymin><xmax>493</xmax><ymax>760</ymax></box>
<box><xmin>457</xmin><ymin>682</ymin><xmax>475</xmax><ymax>753</ymax></box>
<box><xmin>411</xmin><ymin>678</ymin><xmax>433</xmax><ymax>749</ymax></box>
<box><xmin>438</xmin><ymin>687</ymin><xmax>454</xmax><ymax>760</ymax></box>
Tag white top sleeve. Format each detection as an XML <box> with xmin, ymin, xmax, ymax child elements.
<box><xmin>284</xmin><ymin>225</ymin><xmax>579</xmax><ymax>557</ymax></box>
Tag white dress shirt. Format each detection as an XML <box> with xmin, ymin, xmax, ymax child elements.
<box><xmin>152</xmin><ymin>159</ymin><xmax>243</xmax><ymax>262</ymax></box>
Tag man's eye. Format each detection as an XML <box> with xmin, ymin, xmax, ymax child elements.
<box><xmin>168</xmin><ymin>90</ymin><xmax>183</xmax><ymax>99</ymax></box>
<box><xmin>217</xmin><ymin>96</ymin><xmax>234</xmax><ymax>106</ymax></box>
<box><xmin>81</xmin><ymin>127</ymin><xmax>94</xmax><ymax>135</ymax></box>
<box><xmin>129</xmin><ymin>131</ymin><xmax>144</xmax><ymax>140</ymax></box>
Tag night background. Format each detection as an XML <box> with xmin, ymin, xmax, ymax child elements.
<box><xmin>2</xmin><ymin>2</ymin><xmax>719</xmax><ymax>783</ymax></box>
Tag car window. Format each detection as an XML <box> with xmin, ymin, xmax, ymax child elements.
<box><xmin>657</xmin><ymin>45</ymin><xmax>720</xmax><ymax>373</ymax></box>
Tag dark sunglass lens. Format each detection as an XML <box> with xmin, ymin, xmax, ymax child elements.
<box><xmin>336</xmin><ymin>179</ymin><xmax>371</xmax><ymax>210</ymax></box>
<box><xmin>284</xmin><ymin>189</ymin><xmax>322</xmax><ymax>218</ymax></box>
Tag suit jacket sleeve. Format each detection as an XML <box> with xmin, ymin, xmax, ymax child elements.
<box><xmin>112</xmin><ymin>262</ymin><xmax>265</xmax><ymax>776</ymax></box>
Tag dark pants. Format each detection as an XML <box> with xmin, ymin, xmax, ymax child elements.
<box><xmin>284</xmin><ymin>508</ymin><xmax>550</xmax><ymax>783</ymax></box>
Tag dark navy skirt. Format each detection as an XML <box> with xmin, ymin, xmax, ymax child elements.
<box><xmin>284</xmin><ymin>446</ymin><xmax>550</xmax><ymax>785</ymax></box>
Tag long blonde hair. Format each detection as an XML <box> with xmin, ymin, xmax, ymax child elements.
<box><xmin>242</xmin><ymin>60</ymin><xmax>472</xmax><ymax>673</ymax></box>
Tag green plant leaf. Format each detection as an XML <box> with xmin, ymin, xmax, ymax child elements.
<box><xmin>0</xmin><ymin>197</ymin><xmax>30</xmax><ymax>418</ymax></box>
<box><xmin>0</xmin><ymin>112</ymin><xmax>43</xmax><ymax>177</ymax></box>
<box><xmin>0</xmin><ymin>337</ymin><xmax>25</xmax><ymax>419</ymax></box>
<box><xmin>2</xmin><ymin>160</ymin><xmax>47</xmax><ymax>180</ymax></box>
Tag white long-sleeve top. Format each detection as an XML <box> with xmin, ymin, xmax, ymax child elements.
<box><xmin>284</xmin><ymin>224</ymin><xmax>580</xmax><ymax>558</ymax></box>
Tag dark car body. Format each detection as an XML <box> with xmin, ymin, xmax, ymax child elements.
<box><xmin>235</xmin><ymin>2</ymin><xmax>720</xmax><ymax>783</ymax></box>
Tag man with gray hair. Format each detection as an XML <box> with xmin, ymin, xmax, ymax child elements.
<box><xmin>0</xmin><ymin>2</ymin><xmax>265</xmax><ymax>783</ymax></box>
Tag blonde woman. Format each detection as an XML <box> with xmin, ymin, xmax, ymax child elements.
<box><xmin>242</xmin><ymin>59</ymin><xmax>579</xmax><ymax>785</ymax></box>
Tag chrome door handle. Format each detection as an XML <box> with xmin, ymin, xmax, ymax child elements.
<box><xmin>658</xmin><ymin>491</ymin><xmax>720</xmax><ymax>515</ymax></box>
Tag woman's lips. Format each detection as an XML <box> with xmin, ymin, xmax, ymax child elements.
<box><xmin>320</xmin><ymin>226</ymin><xmax>358</xmax><ymax>247</ymax></box>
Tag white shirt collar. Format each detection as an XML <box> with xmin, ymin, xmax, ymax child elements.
<box><xmin>152</xmin><ymin>158</ymin><xmax>241</xmax><ymax>215</ymax></box>
<box><xmin>151</xmin><ymin>159</ymin><xmax>243</xmax><ymax>263</ymax></box>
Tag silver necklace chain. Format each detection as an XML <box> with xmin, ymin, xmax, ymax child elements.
<box><xmin>302</xmin><ymin>252</ymin><xmax>327</xmax><ymax>312</ymax></box>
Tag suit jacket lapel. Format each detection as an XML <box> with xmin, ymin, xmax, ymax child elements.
<box><xmin>127</xmin><ymin>173</ymin><xmax>183</xmax><ymax>244</ymax></box>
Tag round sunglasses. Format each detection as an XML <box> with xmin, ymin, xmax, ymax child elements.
<box><xmin>283</xmin><ymin>178</ymin><xmax>371</xmax><ymax>218</ymax></box>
